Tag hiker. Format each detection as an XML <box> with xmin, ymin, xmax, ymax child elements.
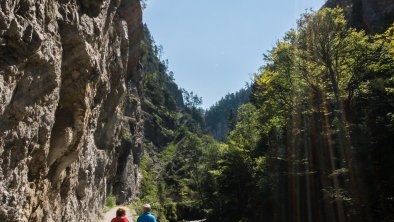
<box><xmin>137</xmin><ymin>203</ymin><xmax>157</xmax><ymax>222</ymax></box>
<box><xmin>111</xmin><ymin>207</ymin><xmax>129</xmax><ymax>222</ymax></box>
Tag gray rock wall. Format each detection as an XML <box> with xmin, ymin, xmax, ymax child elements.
<box><xmin>0</xmin><ymin>0</ymin><xmax>143</xmax><ymax>221</ymax></box>
<box><xmin>325</xmin><ymin>0</ymin><xmax>394</xmax><ymax>33</ymax></box>
<box><xmin>361</xmin><ymin>0</ymin><xmax>394</xmax><ymax>33</ymax></box>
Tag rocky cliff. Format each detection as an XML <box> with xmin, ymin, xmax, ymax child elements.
<box><xmin>0</xmin><ymin>0</ymin><xmax>143</xmax><ymax>221</ymax></box>
<box><xmin>325</xmin><ymin>0</ymin><xmax>394</xmax><ymax>33</ymax></box>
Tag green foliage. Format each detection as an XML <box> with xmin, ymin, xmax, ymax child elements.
<box><xmin>161</xmin><ymin>133</ymin><xmax>221</xmax><ymax>209</ymax></box>
<box><xmin>228</xmin><ymin>103</ymin><xmax>260</xmax><ymax>149</ymax></box>
<box><xmin>207</xmin><ymin>103</ymin><xmax>269</xmax><ymax>221</ymax></box>
<box><xmin>182</xmin><ymin>89</ymin><xmax>203</xmax><ymax>108</ymax></box>
<box><xmin>138</xmin><ymin>133</ymin><xmax>222</xmax><ymax>222</ymax></box>
<box><xmin>139</xmin><ymin>155</ymin><xmax>158</xmax><ymax>201</ymax></box>
<box><xmin>244</xmin><ymin>8</ymin><xmax>394</xmax><ymax>222</ymax></box>
<box><xmin>121</xmin><ymin>124</ymin><xmax>133</xmax><ymax>143</ymax></box>
<box><xmin>105</xmin><ymin>195</ymin><xmax>116</xmax><ymax>211</ymax></box>
<box><xmin>141</xmin><ymin>25</ymin><xmax>206</xmax><ymax>151</ymax></box>
<box><xmin>135</xmin><ymin>152</ymin><xmax>170</xmax><ymax>222</ymax></box>
<box><xmin>138</xmin><ymin>10</ymin><xmax>394</xmax><ymax>222</ymax></box>
<box><xmin>138</xmin><ymin>25</ymin><xmax>211</xmax><ymax>222</ymax></box>
<box><xmin>205</xmin><ymin>87</ymin><xmax>251</xmax><ymax>141</ymax></box>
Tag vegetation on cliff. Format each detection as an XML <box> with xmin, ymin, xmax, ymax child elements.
<box><xmin>134</xmin><ymin>25</ymin><xmax>209</xmax><ymax>221</ymax></box>
<box><xmin>205</xmin><ymin>87</ymin><xmax>251</xmax><ymax>141</ymax></box>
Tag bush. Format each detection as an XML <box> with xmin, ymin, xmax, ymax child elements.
<box><xmin>105</xmin><ymin>195</ymin><xmax>116</xmax><ymax>209</ymax></box>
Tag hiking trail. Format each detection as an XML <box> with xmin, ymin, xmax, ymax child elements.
<box><xmin>100</xmin><ymin>206</ymin><xmax>135</xmax><ymax>222</ymax></box>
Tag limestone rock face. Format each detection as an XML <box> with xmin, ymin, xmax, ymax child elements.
<box><xmin>361</xmin><ymin>0</ymin><xmax>394</xmax><ymax>32</ymax></box>
<box><xmin>0</xmin><ymin>0</ymin><xmax>143</xmax><ymax>221</ymax></box>
<box><xmin>325</xmin><ymin>0</ymin><xmax>394</xmax><ymax>33</ymax></box>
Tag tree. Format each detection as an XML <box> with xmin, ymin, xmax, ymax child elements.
<box><xmin>181</xmin><ymin>89</ymin><xmax>202</xmax><ymax>108</ymax></box>
<box><xmin>205</xmin><ymin>87</ymin><xmax>251</xmax><ymax>141</ymax></box>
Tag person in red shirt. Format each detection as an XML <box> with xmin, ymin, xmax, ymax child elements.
<box><xmin>111</xmin><ymin>207</ymin><xmax>129</xmax><ymax>222</ymax></box>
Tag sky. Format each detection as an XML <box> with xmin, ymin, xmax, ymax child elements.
<box><xmin>143</xmin><ymin>0</ymin><xmax>326</xmax><ymax>109</ymax></box>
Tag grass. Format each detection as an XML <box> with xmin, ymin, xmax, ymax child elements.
<box><xmin>103</xmin><ymin>195</ymin><xmax>116</xmax><ymax>212</ymax></box>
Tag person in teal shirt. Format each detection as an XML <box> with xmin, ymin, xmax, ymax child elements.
<box><xmin>137</xmin><ymin>203</ymin><xmax>157</xmax><ymax>222</ymax></box>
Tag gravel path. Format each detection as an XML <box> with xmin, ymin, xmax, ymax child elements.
<box><xmin>99</xmin><ymin>206</ymin><xmax>134</xmax><ymax>222</ymax></box>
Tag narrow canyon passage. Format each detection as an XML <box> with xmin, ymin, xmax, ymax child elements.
<box><xmin>1</xmin><ymin>0</ymin><xmax>394</xmax><ymax>222</ymax></box>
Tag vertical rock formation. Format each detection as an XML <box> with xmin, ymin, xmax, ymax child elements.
<box><xmin>0</xmin><ymin>0</ymin><xmax>143</xmax><ymax>221</ymax></box>
<box><xmin>325</xmin><ymin>0</ymin><xmax>394</xmax><ymax>33</ymax></box>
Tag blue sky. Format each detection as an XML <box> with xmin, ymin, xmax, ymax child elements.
<box><xmin>143</xmin><ymin>0</ymin><xmax>325</xmax><ymax>109</ymax></box>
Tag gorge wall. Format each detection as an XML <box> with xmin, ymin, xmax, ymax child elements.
<box><xmin>0</xmin><ymin>0</ymin><xmax>143</xmax><ymax>221</ymax></box>
<box><xmin>325</xmin><ymin>0</ymin><xmax>394</xmax><ymax>33</ymax></box>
